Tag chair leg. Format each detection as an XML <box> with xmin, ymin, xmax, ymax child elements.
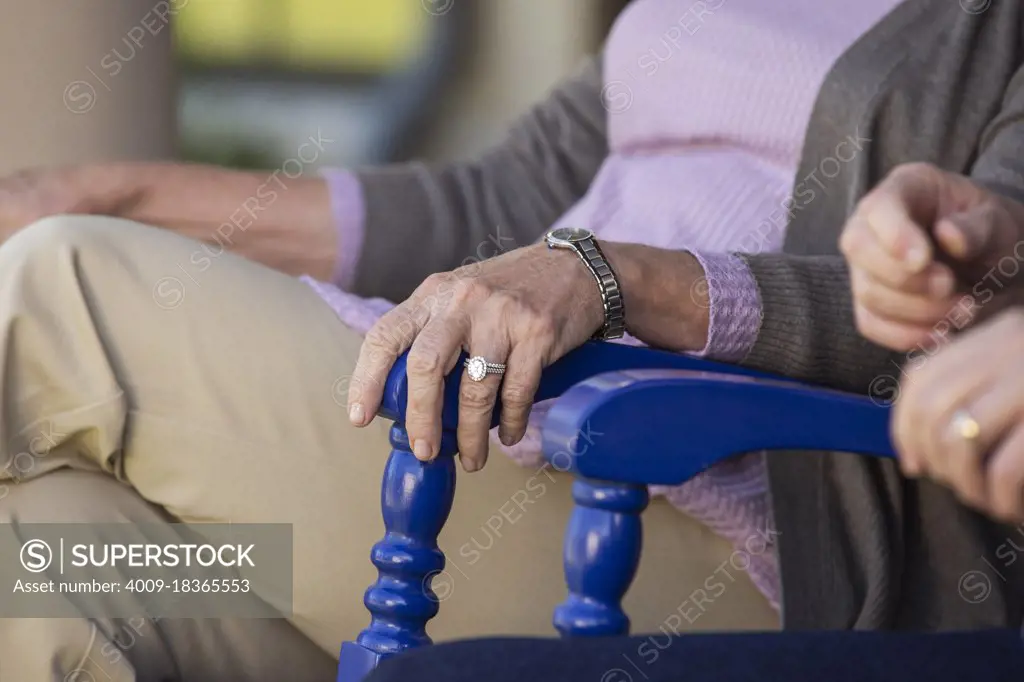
<box><xmin>337</xmin><ymin>424</ymin><xmax>458</xmax><ymax>682</ymax></box>
<box><xmin>553</xmin><ymin>479</ymin><xmax>648</xmax><ymax>637</ymax></box>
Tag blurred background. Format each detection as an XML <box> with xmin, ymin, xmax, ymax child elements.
<box><xmin>0</xmin><ymin>0</ymin><xmax>631</xmax><ymax>175</ymax></box>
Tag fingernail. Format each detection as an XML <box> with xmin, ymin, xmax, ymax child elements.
<box><xmin>928</xmin><ymin>269</ymin><xmax>954</xmax><ymax>297</ymax></box>
<box><xmin>462</xmin><ymin>457</ymin><xmax>481</xmax><ymax>473</ymax></box>
<box><xmin>349</xmin><ymin>403</ymin><xmax>366</xmax><ymax>426</ymax></box>
<box><xmin>498</xmin><ymin>426</ymin><xmax>512</xmax><ymax>446</ymax></box>
<box><xmin>905</xmin><ymin>244</ymin><xmax>929</xmax><ymax>271</ymax></box>
<box><xmin>412</xmin><ymin>439</ymin><xmax>433</xmax><ymax>461</ymax></box>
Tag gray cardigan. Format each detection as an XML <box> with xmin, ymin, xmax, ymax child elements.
<box><xmin>353</xmin><ymin>0</ymin><xmax>1024</xmax><ymax>630</ymax></box>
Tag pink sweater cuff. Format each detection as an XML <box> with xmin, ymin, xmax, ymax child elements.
<box><xmin>689</xmin><ymin>251</ymin><xmax>763</xmax><ymax>362</ymax></box>
<box><xmin>321</xmin><ymin>168</ymin><xmax>367</xmax><ymax>292</ymax></box>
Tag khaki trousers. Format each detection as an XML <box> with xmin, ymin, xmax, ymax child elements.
<box><xmin>0</xmin><ymin>217</ymin><xmax>777</xmax><ymax>682</ymax></box>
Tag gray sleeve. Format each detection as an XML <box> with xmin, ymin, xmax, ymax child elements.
<box><xmin>968</xmin><ymin>64</ymin><xmax>1024</xmax><ymax>204</ymax></box>
<box><xmin>351</xmin><ymin>55</ymin><xmax>608</xmax><ymax>303</ymax></box>
<box><xmin>737</xmin><ymin>62</ymin><xmax>1024</xmax><ymax>394</ymax></box>
<box><xmin>736</xmin><ymin>254</ymin><xmax>895</xmax><ymax>394</ymax></box>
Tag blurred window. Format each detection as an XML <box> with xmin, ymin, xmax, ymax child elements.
<box><xmin>175</xmin><ymin>0</ymin><xmax>432</xmax><ymax>74</ymax></box>
<box><xmin>172</xmin><ymin>1</ymin><xmax>460</xmax><ymax>168</ymax></box>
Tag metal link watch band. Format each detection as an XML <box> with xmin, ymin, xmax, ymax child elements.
<box><xmin>573</xmin><ymin>237</ymin><xmax>626</xmax><ymax>340</ymax></box>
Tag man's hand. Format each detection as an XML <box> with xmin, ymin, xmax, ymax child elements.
<box><xmin>0</xmin><ymin>166</ymin><xmax>131</xmax><ymax>242</ymax></box>
<box><xmin>839</xmin><ymin>162</ymin><xmax>1024</xmax><ymax>351</ymax></box>
<box><xmin>0</xmin><ymin>163</ymin><xmax>336</xmax><ymax>279</ymax></box>
<box><xmin>892</xmin><ymin>309</ymin><xmax>1024</xmax><ymax>522</ymax></box>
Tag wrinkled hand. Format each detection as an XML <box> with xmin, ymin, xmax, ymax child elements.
<box><xmin>0</xmin><ymin>166</ymin><xmax>124</xmax><ymax>242</ymax></box>
<box><xmin>840</xmin><ymin>162</ymin><xmax>1024</xmax><ymax>351</ymax></box>
<box><xmin>347</xmin><ymin>242</ymin><xmax>608</xmax><ymax>472</ymax></box>
<box><xmin>892</xmin><ymin>308</ymin><xmax>1024</xmax><ymax>522</ymax></box>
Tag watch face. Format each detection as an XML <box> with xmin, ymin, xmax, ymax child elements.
<box><xmin>547</xmin><ymin>227</ymin><xmax>593</xmax><ymax>246</ymax></box>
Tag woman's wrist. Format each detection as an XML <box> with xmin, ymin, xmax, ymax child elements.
<box><xmin>601</xmin><ymin>241</ymin><xmax>710</xmax><ymax>351</ymax></box>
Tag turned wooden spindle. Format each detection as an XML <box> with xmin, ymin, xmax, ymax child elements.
<box><xmin>541</xmin><ymin>367</ymin><xmax>899</xmax><ymax>642</ymax></box>
<box><xmin>336</xmin><ymin>423</ymin><xmax>459</xmax><ymax>682</ymax></box>
<box><xmin>553</xmin><ymin>480</ymin><xmax>648</xmax><ymax>637</ymax></box>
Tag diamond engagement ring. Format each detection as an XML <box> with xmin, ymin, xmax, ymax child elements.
<box><xmin>950</xmin><ymin>409</ymin><xmax>981</xmax><ymax>443</ymax></box>
<box><xmin>464</xmin><ymin>356</ymin><xmax>506</xmax><ymax>382</ymax></box>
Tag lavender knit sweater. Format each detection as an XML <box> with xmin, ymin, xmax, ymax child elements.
<box><xmin>302</xmin><ymin>0</ymin><xmax>901</xmax><ymax>610</ymax></box>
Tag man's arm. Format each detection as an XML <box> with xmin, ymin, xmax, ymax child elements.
<box><xmin>111</xmin><ymin>163</ymin><xmax>337</xmax><ymax>280</ymax></box>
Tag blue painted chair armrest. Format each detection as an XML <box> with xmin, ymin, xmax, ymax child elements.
<box><xmin>538</xmin><ymin>369</ymin><xmax>896</xmax><ymax>639</ymax></box>
<box><xmin>541</xmin><ymin>368</ymin><xmax>896</xmax><ymax>485</ymax></box>
<box><xmin>540</xmin><ymin>366</ymin><xmax>892</xmax><ymax>483</ymax></box>
<box><xmin>377</xmin><ymin>341</ymin><xmax>785</xmax><ymax>428</ymax></box>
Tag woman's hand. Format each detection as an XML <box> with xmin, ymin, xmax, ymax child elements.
<box><xmin>346</xmin><ymin>241</ymin><xmax>710</xmax><ymax>472</ymax></box>
<box><xmin>892</xmin><ymin>308</ymin><xmax>1024</xmax><ymax>522</ymax></box>
<box><xmin>839</xmin><ymin>162</ymin><xmax>1024</xmax><ymax>351</ymax></box>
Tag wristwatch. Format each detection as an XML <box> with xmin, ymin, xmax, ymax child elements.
<box><xmin>544</xmin><ymin>227</ymin><xmax>626</xmax><ymax>340</ymax></box>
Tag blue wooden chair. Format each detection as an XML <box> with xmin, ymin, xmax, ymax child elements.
<box><xmin>335</xmin><ymin>341</ymin><xmax>896</xmax><ymax>682</ymax></box>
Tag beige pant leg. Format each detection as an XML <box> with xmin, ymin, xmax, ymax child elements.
<box><xmin>0</xmin><ymin>216</ymin><xmax>777</xmax><ymax>660</ymax></box>
<box><xmin>0</xmin><ymin>469</ymin><xmax>337</xmax><ymax>682</ymax></box>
